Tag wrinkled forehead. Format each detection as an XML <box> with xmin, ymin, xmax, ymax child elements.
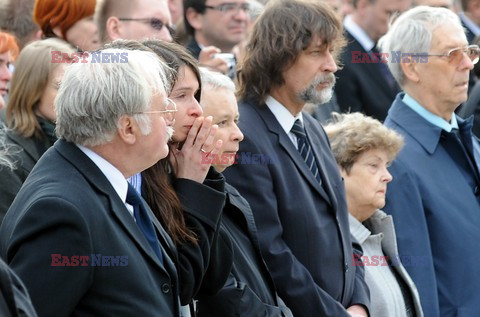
<box><xmin>430</xmin><ymin>22</ymin><xmax>468</xmax><ymax>50</ymax></box>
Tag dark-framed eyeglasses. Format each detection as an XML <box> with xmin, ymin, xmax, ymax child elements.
<box><xmin>427</xmin><ymin>44</ymin><xmax>480</xmax><ymax>65</ymax></box>
<box><xmin>203</xmin><ymin>2</ymin><xmax>251</xmax><ymax>14</ymax></box>
<box><xmin>118</xmin><ymin>18</ymin><xmax>175</xmax><ymax>36</ymax></box>
<box><xmin>135</xmin><ymin>98</ymin><xmax>177</xmax><ymax>122</ymax></box>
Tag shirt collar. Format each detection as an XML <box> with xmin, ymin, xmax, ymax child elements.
<box><xmin>459</xmin><ymin>12</ymin><xmax>480</xmax><ymax>37</ymax></box>
<box><xmin>402</xmin><ymin>93</ymin><xmax>458</xmax><ymax>132</ymax></box>
<box><xmin>348</xmin><ymin>213</ymin><xmax>371</xmax><ymax>245</ymax></box>
<box><xmin>265</xmin><ymin>95</ymin><xmax>303</xmax><ymax>135</ymax></box>
<box><xmin>76</xmin><ymin>144</ymin><xmax>128</xmax><ymax>204</ymax></box>
<box><xmin>344</xmin><ymin>15</ymin><xmax>375</xmax><ymax>52</ymax></box>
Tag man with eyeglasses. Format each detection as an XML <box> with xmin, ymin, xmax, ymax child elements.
<box><xmin>379</xmin><ymin>6</ymin><xmax>480</xmax><ymax>316</ymax></box>
<box><xmin>95</xmin><ymin>0</ymin><xmax>174</xmax><ymax>44</ymax></box>
<box><xmin>183</xmin><ymin>0</ymin><xmax>250</xmax><ymax>76</ymax></box>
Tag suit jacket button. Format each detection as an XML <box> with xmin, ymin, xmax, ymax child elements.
<box><xmin>475</xmin><ymin>186</ymin><xmax>480</xmax><ymax>196</ymax></box>
<box><xmin>161</xmin><ymin>283</ymin><xmax>170</xmax><ymax>294</ymax></box>
<box><xmin>345</xmin><ymin>262</ymin><xmax>349</xmax><ymax>272</ymax></box>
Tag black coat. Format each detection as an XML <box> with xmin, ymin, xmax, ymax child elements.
<box><xmin>195</xmin><ymin>182</ymin><xmax>292</xmax><ymax>317</ymax></box>
<box><xmin>0</xmin><ymin>140</ymin><xmax>183</xmax><ymax>316</ymax></box>
<box><xmin>334</xmin><ymin>31</ymin><xmax>400</xmax><ymax>121</ymax></box>
<box><xmin>0</xmin><ymin>129</ymin><xmax>52</xmax><ymax>222</ymax></box>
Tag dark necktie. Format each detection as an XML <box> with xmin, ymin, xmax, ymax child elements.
<box><xmin>291</xmin><ymin>119</ymin><xmax>322</xmax><ymax>184</ymax></box>
<box><xmin>126</xmin><ymin>183</ymin><xmax>163</xmax><ymax>263</ymax></box>
<box><xmin>371</xmin><ymin>46</ymin><xmax>398</xmax><ymax>92</ymax></box>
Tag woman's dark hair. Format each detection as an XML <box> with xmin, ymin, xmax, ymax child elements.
<box><xmin>141</xmin><ymin>40</ymin><xmax>202</xmax><ymax>245</ymax></box>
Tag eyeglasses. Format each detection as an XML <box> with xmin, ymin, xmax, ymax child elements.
<box><xmin>135</xmin><ymin>98</ymin><xmax>177</xmax><ymax>122</ymax></box>
<box><xmin>203</xmin><ymin>2</ymin><xmax>250</xmax><ymax>14</ymax></box>
<box><xmin>427</xmin><ymin>45</ymin><xmax>480</xmax><ymax>65</ymax></box>
<box><xmin>118</xmin><ymin>18</ymin><xmax>175</xmax><ymax>36</ymax></box>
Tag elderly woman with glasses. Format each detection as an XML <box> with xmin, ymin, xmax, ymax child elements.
<box><xmin>324</xmin><ymin>112</ymin><xmax>423</xmax><ymax>317</ymax></box>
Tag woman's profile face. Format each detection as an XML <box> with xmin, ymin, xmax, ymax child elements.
<box><xmin>169</xmin><ymin>65</ymin><xmax>202</xmax><ymax>142</ymax></box>
<box><xmin>341</xmin><ymin>148</ymin><xmax>393</xmax><ymax>221</ymax></box>
<box><xmin>36</xmin><ymin>64</ymin><xmax>66</xmax><ymax>122</ymax></box>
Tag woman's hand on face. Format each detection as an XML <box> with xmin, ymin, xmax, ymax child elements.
<box><xmin>169</xmin><ymin>116</ymin><xmax>223</xmax><ymax>183</ymax></box>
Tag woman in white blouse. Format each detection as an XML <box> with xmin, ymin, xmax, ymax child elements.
<box><xmin>325</xmin><ymin>112</ymin><xmax>423</xmax><ymax>317</ymax></box>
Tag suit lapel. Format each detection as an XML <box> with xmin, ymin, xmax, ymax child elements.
<box><xmin>256</xmin><ymin>104</ymin><xmax>332</xmax><ymax>204</ymax></box>
<box><xmin>304</xmin><ymin>118</ymin><xmax>338</xmax><ymax>210</ymax></box>
<box><xmin>149</xmin><ymin>206</ymin><xmax>178</xmax><ymax>279</ymax></box>
<box><xmin>55</xmin><ymin>140</ymin><xmax>167</xmax><ymax>271</ymax></box>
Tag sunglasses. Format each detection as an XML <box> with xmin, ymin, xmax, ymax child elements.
<box><xmin>118</xmin><ymin>18</ymin><xmax>175</xmax><ymax>36</ymax></box>
<box><xmin>427</xmin><ymin>45</ymin><xmax>480</xmax><ymax>65</ymax></box>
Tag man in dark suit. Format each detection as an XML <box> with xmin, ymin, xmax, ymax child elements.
<box><xmin>380</xmin><ymin>6</ymin><xmax>480</xmax><ymax>316</ymax></box>
<box><xmin>223</xmin><ymin>1</ymin><xmax>370</xmax><ymax>316</ymax></box>
<box><xmin>334</xmin><ymin>0</ymin><xmax>402</xmax><ymax>121</ymax></box>
<box><xmin>0</xmin><ymin>48</ymin><xmax>181</xmax><ymax>316</ymax></box>
<box><xmin>458</xmin><ymin>0</ymin><xmax>480</xmax><ymax>44</ymax></box>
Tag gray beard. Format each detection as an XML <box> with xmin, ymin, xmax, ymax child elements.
<box><xmin>299</xmin><ymin>74</ymin><xmax>335</xmax><ymax>105</ymax></box>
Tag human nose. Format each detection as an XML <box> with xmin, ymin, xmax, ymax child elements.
<box><xmin>323</xmin><ymin>51</ymin><xmax>337</xmax><ymax>73</ymax></box>
<box><xmin>0</xmin><ymin>64</ymin><xmax>12</xmax><ymax>81</ymax></box>
<box><xmin>160</xmin><ymin>27</ymin><xmax>173</xmax><ymax>42</ymax></box>
<box><xmin>232</xmin><ymin>123</ymin><xmax>244</xmax><ymax>142</ymax></box>
<box><xmin>232</xmin><ymin>5</ymin><xmax>249</xmax><ymax>21</ymax></box>
<box><xmin>382</xmin><ymin>167</ymin><xmax>393</xmax><ymax>183</ymax></box>
<box><xmin>188</xmin><ymin>99</ymin><xmax>203</xmax><ymax>117</ymax></box>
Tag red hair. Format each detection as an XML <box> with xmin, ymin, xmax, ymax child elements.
<box><xmin>0</xmin><ymin>32</ymin><xmax>19</xmax><ymax>61</ymax></box>
<box><xmin>33</xmin><ymin>0</ymin><xmax>96</xmax><ymax>39</ymax></box>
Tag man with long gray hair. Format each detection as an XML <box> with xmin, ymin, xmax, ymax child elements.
<box><xmin>0</xmin><ymin>48</ymin><xmax>180</xmax><ymax>316</ymax></box>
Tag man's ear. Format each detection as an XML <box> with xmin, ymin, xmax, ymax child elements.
<box><xmin>106</xmin><ymin>16</ymin><xmax>122</xmax><ymax>41</ymax></box>
<box><xmin>400</xmin><ymin>58</ymin><xmax>420</xmax><ymax>83</ymax></box>
<box><xmin>117</xmin><ymin>115</ymin><xmax>137</xmax><ymax>145</ymax></box>
<box><xmin>185</xmin><ymin>7</ymin><xmax>203</xmax><ymax>31</ymax></box>
<box><xmin>52</xmin><ymin>27</ymin><xmax>63</xmax><ymax>38</ymax></box>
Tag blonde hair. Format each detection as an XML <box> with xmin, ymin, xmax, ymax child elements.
<box><xmin>324</xmin><ymin>112</ymin><xmax>404</xmax><ymax>173</ymax></box>
<box><xmin>6</xmin><ymin>38</ymin><xmax>75</xmax><ymax>139</ymax></box>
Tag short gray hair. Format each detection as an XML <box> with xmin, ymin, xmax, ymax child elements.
<box><xmin>55</xmin><ymin>48</ymin><xmax>169</xmax><ymax>146</ymax></box>
<box><xmin>199</xmin><ymin>67</ymin><xmax>235</xmax><ymax>93</ymax></box>
<box><xmin>0</xmin><ymin>126</ymin><xmax>21</xmax><ymax>170</ymax></box>
<box><xmin>378</xmin><ymin>6</ymin><xmax>462</xmax><ymax>87</ymax></box>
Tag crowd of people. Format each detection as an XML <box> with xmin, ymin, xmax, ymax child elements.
<box><xmin>0</xmin><ymin>0</ymin><xmax>479</xmax><ymax>316</ymax></box>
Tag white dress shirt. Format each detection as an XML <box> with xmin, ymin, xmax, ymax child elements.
<box><xmin>265</xmin><ymin>95</ymin><xmax>304</xmax><ymax>149</ymax></box>
<box><xmin>77</xmin><ymin>144</ymin><xmax>134</xmax><ymax>217</ymax></box>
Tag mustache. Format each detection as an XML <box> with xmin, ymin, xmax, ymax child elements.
<box><xmin>313</xmin><ymin>73</ymin><xmax>336</xmax><ymax>86</ymax></box>
<box><xmin>166</xmin><ymin>126</ymin><xmax>174</xmax><ymax>141</ymax></box>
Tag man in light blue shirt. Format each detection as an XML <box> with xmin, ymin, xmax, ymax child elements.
<box><xmin>380</xmin><ymin>6</ymin><xmax>480</xmax><ymax>317</ymax></box>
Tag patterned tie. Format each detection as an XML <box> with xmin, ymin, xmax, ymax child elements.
<box><xmin>291</xmin><ymin>119</ymin><xmax>322</xmax><ymax>184</ymax></box>
<box><xmin>126</xmin><ymin>183</ymin><xmax>164</xmax><ymax>263</ymax></box>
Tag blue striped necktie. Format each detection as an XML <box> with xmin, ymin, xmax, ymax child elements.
<box><xmin>126</xmin><ymin>183</ymin><xmax>164</xmax><ymax>263</ymax></box>
<box><xmin>291</xmin><ymin>119</ymin><xmax>322</xmax><ymax>184</ymax></box>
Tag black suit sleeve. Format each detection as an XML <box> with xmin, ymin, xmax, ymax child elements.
<box><xmin>2</xmin><ymin>197</ymin><xmax>93</xmax><ymax>316</ymax></box>
<box><xmin>172</xmin><ymin>169</ymin><xmax>233</xmax><ymax>305</ymax></box>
